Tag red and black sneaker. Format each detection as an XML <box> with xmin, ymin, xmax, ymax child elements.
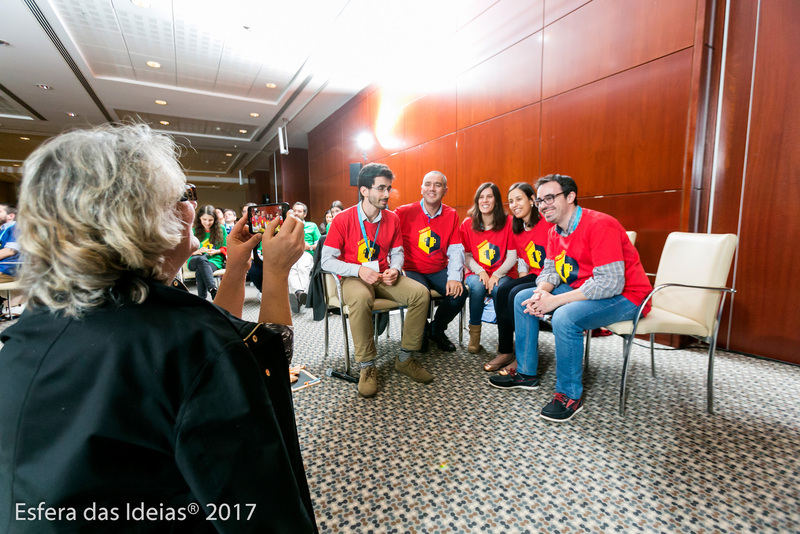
<box><xmin>540</xmin><ymin>393</ymin><xmax>583</xmax><ymax>422</ymax></box>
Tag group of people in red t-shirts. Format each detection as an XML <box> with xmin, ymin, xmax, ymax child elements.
<box><xmin>320</xmin><ymin>164</ymin><xmax>652</xmax><ymax>423</ymax></box>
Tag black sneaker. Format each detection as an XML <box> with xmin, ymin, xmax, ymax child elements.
<box><xmin>297</xmin><ymin>290</ymin><xmax>308</xmax><ymax>307</ymax></box>
<box><xmin>289</xmin><ymin>292</ymin><xmax>300</xmax><ymax>313</ymax></box>
<box><xmin>429</xmin><ymin>326</ymin><xmax>456</xmax><ymax>352</ymax></box>
<box><xmin>488</xmin><ymin>370</ymin><xmax>539</xmax><ymax>390</ymax></box>
<box><xmin>540</xmin><ymin>393</ymin><xmax>583</xmax><ymax>422</ymax></box>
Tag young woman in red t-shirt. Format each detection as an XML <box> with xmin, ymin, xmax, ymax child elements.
<box><xmin>460</xmin><ymin>182</ymin><xmax>517</xmax><ymax>358</ymax></box>
<box><xmin>487</xmin><ymin>182</ymin><xmax>554</xmax><ymax>373</ymax></box>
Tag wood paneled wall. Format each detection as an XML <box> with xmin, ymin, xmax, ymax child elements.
<box><xmin>309</xmin><ymin>0</ymin><xmax>703</xmax><ymax>272</ymax></box>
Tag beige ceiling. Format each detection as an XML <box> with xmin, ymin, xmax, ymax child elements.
<box><xmin>0</xmin><ymin>0</ymin><xmax>495</xmax><ymax>192</ymax></box>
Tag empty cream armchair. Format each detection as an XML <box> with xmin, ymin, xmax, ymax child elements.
<box><xmin>606</xmin><ymin>232</ymin><xmax>737</xmax><ymax>415</ymax></box>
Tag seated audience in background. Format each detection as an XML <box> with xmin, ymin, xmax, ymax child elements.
<box><xmin>329</xmin><ymin>200</ymin><xmax>345</xmax><ymax>219</ymax></box>
<box><xmin>395</xmin><ymin>171</ymin><xmax>466</xmax><ymax>352</ymax></box>
<box><xmin>485</xmin><ymin>182</ymin><xmax>553</xmax><ymax>373</ymax></box>
<box><xmin>322</xmin><ymin>163</ymin><xmax>431</xmax><ymax>398</ymax></box>
<box><xmin>187</xmin><ymin>204</ymin><xmax>226</xmax><ymax>300</ymax></box>
<box><xmin>287</xmin><ymin>201</ymin><xmax>320</xmax><ymax>313</ymax></box>
<box><xmin>223</xmin><ymin>208</ymin><xmax>237</xmax><ymax>234</ymax></box>
<box><xmin>0</xmin><ymin>204</ymin><xmax>23</xmax><ymax>316</ymax></box>
<box><xmin>460</xmin><ymin>182</ymin><xmax>518</xmax><ymax>357</ymax></box>
<box><xmin>319</xmin><ymin>209</ymin><xmax>333</xmax><ymax>235</ymax></box>
<box><xmin>214</xmin><ymin>207</ymin><xmax>225</xmax><ymax>225</ymax></box>
<box><xmin>0</xmin><ymin>123</ymin><xmax>316</xmax><ymax>532</ymax></box>
<box><xmin>489</xmin><ymin>174</ymin><xmax>652</xmax><ymax>423</ymax></box>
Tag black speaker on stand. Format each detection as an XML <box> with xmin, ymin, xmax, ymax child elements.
<box><xmin>349</xmin><ymin>162</ymin><xmax>363</xmax><ymax>186</ymax></box>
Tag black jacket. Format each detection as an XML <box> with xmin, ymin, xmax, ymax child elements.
<box><xmin>0</xmin><ymin>280</ymin><xmax>316</xmax><ymax>533</ymax></box>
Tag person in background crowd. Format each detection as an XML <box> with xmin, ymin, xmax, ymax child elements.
<box><xmin>0</xmin><ymin>123</ymin><xmax>316</xmax><ymax>532</ymax></box>
<box><xmin>0</xmin><ymin>203</ymin><xmax>23</xmax><ymax>316</ymax></box>
<box><xmin>319</xmin><ymin>210</ymin><xmax>333</xmax><ymax>235</ymax></box>
<box><xmin>460</xmin><ymin>182</ymin><xmax>518</xmax><ymax>359</ymax></box>
<box><xmin>287</xmin><ymin>201</ymin><xmax>320</xmax><ymax>313</ymax></box>
<box><xmin>223</xmin><ymin>208</ymin><xmax>237</xmax><ymax>234</ymax></box>
<box><xmin>484</xmin><ymin>182</ymin><xmax>553</xmax><ymax>373</ymax></box>
<box><xmin>329</xmin><ymin>200</ymin><xmax>345</xmax><ymax>219</ymax></box>
<box><xmin>489</xmin><ymin>174</ymin><xmax>652</xmax><ymax>423</ymax></box>
<box><xmin>395</xmin><ymin>171</ymin><xmax>466</xmax><ymax>352</ymax></box>
<box><xmin>321</xmin><ymin>163</ymin><xmax>431</xmax><ymax>398</ymax></box>
<box><xmin>187</xmin><ymin>204</ymin><xmax>226</xmax><ymax>300</ymax></box>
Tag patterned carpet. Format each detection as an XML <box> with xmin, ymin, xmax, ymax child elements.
<box><xmin>3</xmin><ymin>285</ymin><xmax>799</xmax><ymax>533</ymax></box>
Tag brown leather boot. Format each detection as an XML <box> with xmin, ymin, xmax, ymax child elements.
<box><xmin>468</xmin><ymin>324</ymin><xmax>483</xmax><ymax>354</ymax></box>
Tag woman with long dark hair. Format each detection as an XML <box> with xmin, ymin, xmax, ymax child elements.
<box><xmin>460</xmin><ymin>182</ymin><xmax>518</xmax><ymax>359</ymax></box>
<box><xmin>485</xmin><ymin>182</ymin><xmax>553</xmax><ymax>373</ymax></box>
<box><xmin>187</xmin><ymin>204</ymin><xmax>226</xmax><ymax>299</ymax></box>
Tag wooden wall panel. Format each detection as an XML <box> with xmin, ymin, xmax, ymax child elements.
<box><xmin>455</xmin><ymin>104</ymin><xmax>540</xmax><ymax>207</ymax></box>
<box><xmin>727</xmin><ymin>0</ymin><xmax>800</xmax><ymax>363</ymax></box>
<box><xmin>368</xmin><ymin>89</ymin><xmax>406</xmax><ymax>162</ymax></box>
<box><xmin>540</xmin><ymin>49</ymin><xmax>693</xmax><ymax>197</ymax></box>
<box><xmin>542</xmin><ymin>0</ymin><xmax>697</xmax><ymax>98</ymax></box>
<box><xmin>403</xmin><ymin>134</ymin><xmax>459</xmax><ymax>209</ymax></box>
<box><xmin>279</xmin><ymin>149</ymin><xmax>310</xmax><ymax>210</ymax></box>
<box><xmin>455</xmin><ymin>0</ymin><xmax>544</xmax><ymax>74</ymax></box>
<box><xmin>456</xmin><ymin>32</ymin><xmax>542</xmax><ymax>129</ymax></box>
<box><xmin>544</xmin><ymin>0</ymin><xmax>591</xmax><ymax>26</ymax></box>
<box><xmin>580</xmin><ymin>191</ymin><xmax>682</xmax><ymax>274</ymax></box>
<box><xmin>341</xmin><ymin>98</ymin><xmax>371</xmax><ymax>164</ymax></box>
<box><xmin>456</xmin><ymin>0</ymin><xmax>501</xmax><ymax>29</ymax></box>
<box><xmin>403</xmin><ymin>82</ymin><xmax>457</xmax><ymax>149</ymax></box>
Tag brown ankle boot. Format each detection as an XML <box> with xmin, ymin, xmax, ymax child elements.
<box><xmin>468</xmin><ymin>324</ymin><xmax>483</xmax><ymax>354</ymax></box>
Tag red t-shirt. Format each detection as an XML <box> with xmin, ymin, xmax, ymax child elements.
<box><xmin>511</xmin><ymin>218</ymin><xmax>553</xmax><ymax>276</ymax></box>
<box><xmin>325</xmin><ymin>204</ymin><xmax>403</xmax><ymax>272</ymax></box>
<box><xmin>547</xmin><ymin>209</ymin><xmax>652</xmax><ymax>313</ymax></box>
<box><xmin>394</xmin><ymin>201</ymin><xmax>461</xmax><ymax>274</ymax></box>
<box><xmin>460</xmin><ymin>215</ymin><xmax>517</xmax><ymax>278</ymax></box>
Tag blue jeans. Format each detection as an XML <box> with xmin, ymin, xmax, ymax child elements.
<box><xmin>465</xmin><ymin>274</ymin><xmax>513</xmax><ymax>326</ymax></box>
<box><xmin>514</xmin><ymin>284</ymin><xmax>639</xmax><ymax>400</ymax></box>
<box><xmin>404</xmin><ymin>269</ymin><xmax>467</xmax><ymax>335</ymax></box>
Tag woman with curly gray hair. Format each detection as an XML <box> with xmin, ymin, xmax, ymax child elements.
<box><xmin>0</xmin><ymin>124</ymin><xmax>317</xmax><ymax>532</ymax></box>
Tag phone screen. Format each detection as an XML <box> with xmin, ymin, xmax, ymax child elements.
<box><xmin>248</xmin><ymin>203</ymin><xmax>289</xmax><ymax>234</ymax></box>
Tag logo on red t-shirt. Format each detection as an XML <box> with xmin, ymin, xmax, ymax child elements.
<box><xmin>555</xmin><ymin>250</ymin><xmax>579</xmax><ymax>285</ymax></box>
<box><xmin>357</xmin><ymin>239</ymin><xmax>380</xmax><ymax>263</ymax></box>
<box><xmin>418</xmin><ymin>227</ymin><xmax>441</xmax><ymax>255</ymax></box>
<box><xmin>525</xmin><ymin>242</ymin><xmax>546</xmax><ymax>270</ymax></box>
<box><xmin>477</xmin><ymin>240</ymin><xmax>501</xmax><ymax>267</ymax></box>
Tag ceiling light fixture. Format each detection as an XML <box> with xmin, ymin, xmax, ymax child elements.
<box><xmin>250</xmin><ymin>112</ymin><xmax>259</xmax><ymax>117</ymax></box>
<box><xmin>225</xmin><ymin>153</ymin><xmax>232</xmax><ymax>157</ymax></box>
<box><xmin>20</xmin><ymin>137</ymin><xmax>30</xmax><ymax>141</ymax></box>
<box><xmin>146</xmin><ymin>60</ymin><xmax>161</xmax><ymax>68</ymax></box>
<box><xmin>215</xmin><ymin>127</ymin><xmax>221</xmax><ymax>131</ymax></box>
<box><xmin>265</xmin><ymin>83</ymin><xmax>277</xmax><ymax>89</ymax></box>
<box><xmin>36</xmin><ymin>84</ymin><xmax>53</xmax><ymax>90</ymax></box>
<box><xmin>66</xmin><ymin>112</ymin><xmax>78</xmax><ymax>117</ymax></box>
<box><xmin>238</xmin><ymin>129</ymin><xmax>247</xmax><ymax>134</ymax></box>
<box><xmin>160</xmin><ymin>120</ymin><xmax>169</xmax><ymax>125</ymax></box>
<box><xmin>155</xmin><ymin>99</ymin><xmax>167</xmax><ymax>105</ymax></box>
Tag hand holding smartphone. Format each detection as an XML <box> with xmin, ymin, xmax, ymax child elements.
<box><xmin>247</xmin><ymin>203</ymin><xmax>290</xmax><ymax>234</ymax></box>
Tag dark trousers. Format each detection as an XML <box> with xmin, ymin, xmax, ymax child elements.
<box><xmin>187</xmin><ymin>255</ymin><xmax>217</xmax><ymax>298</ymax></box>
<box><xmin>405</xmin><ymin>269</ymin><xmax>468</xmax><ymax>335</ymax></box>
<box><xmin>495</xmin><ymin>273</ymin><xmax>539</xmax><ymax>354</ymax></box>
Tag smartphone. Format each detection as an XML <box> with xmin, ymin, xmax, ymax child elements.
<box><xmin>248</xmin><ymin>202</ymin><xmax>290</xmax><ymax>234</ymax></box>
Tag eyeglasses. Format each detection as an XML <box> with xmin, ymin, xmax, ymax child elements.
<box><xmin>533</xmin><ymin>191</ymin><xmax>566</xmax><ymax>207</ymax></box>
<box><xmin>370</xmin><ymin>185</ymin><xmax>393</xmax><ymax>193</ymax></box>
<box><xmin>180</xmin><ymin>183</ymin><xmax>197</xmax><ymax>202</ymax></box>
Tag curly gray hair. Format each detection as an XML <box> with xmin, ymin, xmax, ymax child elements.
<box><xmin>18</xmin><ymin>123</ymin><xmax>187</xmax><ymax>316</ymax></box>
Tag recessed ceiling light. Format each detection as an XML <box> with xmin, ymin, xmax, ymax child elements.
<box><xmin>66</xmin><ymin>112</ymin><xmax>78</xmax><ymax>117</ymax></box>
<box><xmin>239</xmin><ymin>129</ymin><xmax>247</xmax><ymax>134</ymax></box>
<box><xmin>250</xmin><ymin>112</ymin><xmax>260</xmax><ymax>117</ymax></box>
<box><xmin>265</xmin><ymin>83</ymin><xmax>277</xmax><ymax>89</ymax></box>
<box><xmin>160</xmin><ymin>120</ymin><xmax>169</xmax><ymax>125</ymax></box>
<box><xmin>221</xmin><ymin>161</ymin><xmax>227</xmax><ymax>164</ymax></box>
<box><xmin>215</xmin><ymin>127</ymin><xmax>221</xmax><ymax>131</ymax></box>
<box><xmin>225</xmin><ymin>153</ymin><xmax>232</xmax><ymax>157</ymax></box>
<box><xmin>12</xmin><ymin>164</ymin><xmax>20</xmax><ymax>167</ymax></box>
<box><xmin>36</xmin><ymin>84</ymin><xmax>53</xmax><ymax>90</ymax></box>
<box><xmin>146</xmin><ymin>60</ymin><xmax>161</xmax><ymax>68</ymax></box>
<box><xmin>20</xmin><ymin>137</ymin><xmax>30</xmax><ymax>141</ymax></box>
<box><xmin>130</xmin><ymin>0</ymin><xmax>151</xmax><ymax>7</ymax></box>
<box><xmin>155</xmin><ymin>99</ymin><xmax>167</xmax><ymax>105</ymax></box>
